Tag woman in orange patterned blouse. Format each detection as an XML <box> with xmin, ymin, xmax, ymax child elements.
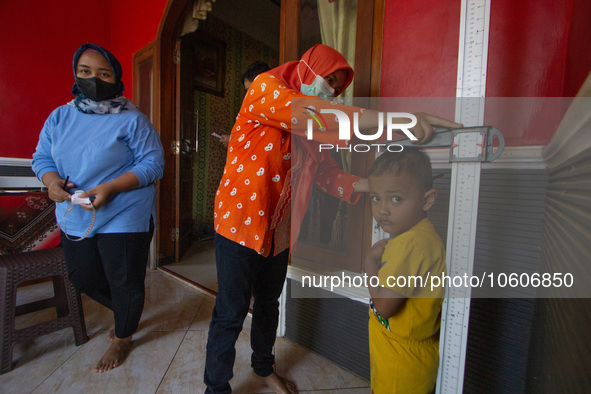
<box><xmin>204</xmin><ymin>44</ymin><xmax>460</xmax><ymax>394</ymax></box>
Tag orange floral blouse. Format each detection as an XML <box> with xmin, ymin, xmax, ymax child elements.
<box><xmin>214</xmin><ymin>73</ymin><xmax>361</xmax><ymax>257</ymax></box>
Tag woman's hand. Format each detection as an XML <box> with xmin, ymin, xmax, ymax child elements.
<box><xmin>353</xmin><ymin>178</ymin><xmax>369</xmax><ymax>193</ymax></box>
<box><xmin>77</xmin><ymin>172</ymin><xmax>141</xmax><ymax>211</ymax></box>
<box><xmin>78</xmin><ymin>183</ymin><xmax>115</xmax><ymax>211</ymax></box>
<box><xmin>42</xmin><ymin>172</ymin><xmax>74</xmax><ymax>203</ymax></box>
<box><xmin>47</xmin><ymin>179</ymin><xmax>73</xmax><ymax>203</ymax></box>
<box><xmin>411</xmin><ymin>112</ymin><xmax>463</xmax><ymax>144</ymax></box>
<box><xmin>219</xmin><ymin>133</ymin><xmax>230</xmax><ymax>147</ymax></box>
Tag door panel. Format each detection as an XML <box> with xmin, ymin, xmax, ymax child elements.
<box><xmin>133</xmin><ymin>40</ymin><xmax>162</xmax><ymax>269</ymax></box>
<box><xmin>176</xmin><ymin>36</ymin><xmax>197</xmax><ymax>261</ymax></box>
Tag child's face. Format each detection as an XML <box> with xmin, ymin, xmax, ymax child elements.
<box><xmin>368</xmin><ymin>171</ymin><xmax>437</xmax><ymax>237</ymax></box>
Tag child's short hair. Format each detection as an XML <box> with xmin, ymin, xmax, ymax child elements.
<box><xmin>369</xmin><ymin>148</ymin><xmax>433</xmax><ymax>192</ymax></box>
<box><xmin>241</xmin><ymin>61</ymin><xmax>271</xmax><ymax>85</ymax></box>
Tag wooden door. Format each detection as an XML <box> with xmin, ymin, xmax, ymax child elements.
<box><xmin>133</xmin><ymin>40</ymin><xmax>162</xmax><ymax>269</ymax></box>
<box><xmin>175</xmin><ymin>37</ymin><xmax>197</xmax><ymax>261</ymax></box>
<box><xmin>133</xmin><ymin>33</ymin><xmax>198</xmax><ymax>265</ymax></box>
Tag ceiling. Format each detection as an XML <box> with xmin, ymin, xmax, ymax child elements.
<box><xmin>210</xmin><ymin>0</ymin><xmax>281</xmax><ymax>51</ymax></box>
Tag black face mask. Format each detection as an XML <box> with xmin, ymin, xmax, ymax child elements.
<box><xmin>75</xmin><ymin>77</ymin><xmax>118</xmax><ymax>102</ymax></box>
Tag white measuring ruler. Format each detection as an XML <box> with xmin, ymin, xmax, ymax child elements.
<box><xmin>436</xmin><ymin>0</ymin><xmax>491</xmax><ymax>393</ymax></box>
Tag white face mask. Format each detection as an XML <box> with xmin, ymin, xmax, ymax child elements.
<box><xmin>298</xmin><ymin>60</ymin><xmax>335</xmax><ymax>99</ymax></box>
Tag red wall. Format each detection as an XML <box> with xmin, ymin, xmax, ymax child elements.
<box><xmin>0</xmin><ymin>2</ymin><xmax>110</xmax><ymax>159</ymax></box>
<box><xmin>1</xmin><ymin>0</ymin><xmax>589</xmax><ymax>159</ymax></box>
<box><xmin>0</xmin><ymin>0</ymin><xmax>167</xmax><ymax>160</ymax></box>
<box><xmin>380</xmin><ymin>0</ymin><xmax>591</xmax><ymax>146</ymax></box>
<box><xmin>381</xmin><ymin>0</ymin><xmax>461</xmax><ymax>97</ymax></box>
<box><xmin>564</xmin><ymin>0</ymin><xmax>591</xmax><ymax>96</ymax></box>
<box><xmin>485</xmin><ymin>0</ymin><xmax>570</xmax><ymax>145</ymax></box>
<box><xmin>109</xmin><ymin>0</ymin><xmax>169</xmax><ymax>97</ymax></box>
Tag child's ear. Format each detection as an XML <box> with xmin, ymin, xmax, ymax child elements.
<box><xmin>422</xmin><ymin>188</ymin><xmax>438</xmax><ymax>211</ymax></box>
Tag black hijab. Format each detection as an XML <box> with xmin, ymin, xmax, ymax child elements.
<box><xmin>71</xmin><ymin>43</ymin><xmax>125</xmax><ymax>98</ymax></box>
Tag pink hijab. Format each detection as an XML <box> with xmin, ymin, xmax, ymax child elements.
<box><xmin>268</xmin><ymin>44</ymin><xmax>354</xmax><ymax>92</ymax></box>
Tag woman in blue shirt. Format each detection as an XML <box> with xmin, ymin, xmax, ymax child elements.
<box><xmin>32</xmin><ymin>43</ymin><xmax>165</xmax><ymax>373</ymax></box>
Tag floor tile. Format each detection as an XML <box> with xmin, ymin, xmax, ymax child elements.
<box><xmin>299</xmin><ymin>388</ymin><xmax>370</xmax><ymax>393</ymax></box>
<box><xmin>0</xmin><ymin>333</ymin><xmax>80</xmax><ymax>392</ymax></box>
<box><xmin>1</xmin><ymin>268</ymin><xmax>371</xmax><ymax>394</ymax></box>
<box><xmin>165</xmin><ymin>239</ymin><xmax>218</xmax><ymax>293</ymax></box>
<box><xmin>79</xmin><ymin>295</ymin><xmax>115</xmax><ymax>337</ymax></box>
<box><xmin>188</xmin><ymin>296</ymin><xmax>215</xmax><ymax>331</ymax></box>
<box><xmin>156</xmin><ymin>330</ymin><xmax>208</xmax><ymax>393</ymax></box>
<box><xmin>274</xmin><ymin>337</ymin><xmax>370</xmax><ymax>392</ymax></box>
<box><xmin>32</xmin><ymin>330</ymin><xmax>186</xmax><ymax>394</ymax></box>
<box><xmin>139</xmin><ymin>270</ymin><xmax>206</xmax><ymax>332</ymax></box>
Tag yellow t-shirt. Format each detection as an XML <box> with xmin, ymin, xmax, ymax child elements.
<box><xmin>370</xmin><ymin>217</ymin><xmax>446</xmax><ymax>394</ymax></box>
<box><xmin>377</xmin><ymin>217</ymin><xmax>446</xmax><ymax>339</ymax></box>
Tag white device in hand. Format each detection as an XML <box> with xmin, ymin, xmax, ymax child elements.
<box><xmin>71</xmin><ymin>190</ymin><xmax>92</xmax><ymax>205</ymax></box>
<box><xmin>64</xmin><ymin>190</ymin><xmax>96</xmax><ymax>242</ymax></box>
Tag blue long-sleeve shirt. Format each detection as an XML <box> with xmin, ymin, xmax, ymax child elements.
<box><xmin>32</xmin><ymin>104</ymin><xmax>165</xmax><ymax>236</ymax></box>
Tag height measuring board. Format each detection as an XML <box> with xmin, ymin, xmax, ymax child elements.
<box><xmin>371</xmin><ymin>0</ymin><xmax>493</xmax><ymax>391</ymax></box>
<box><xmin>436</xmin><ymin>0</ymin><xmax>491</xmax><ymax>393</ymax></box>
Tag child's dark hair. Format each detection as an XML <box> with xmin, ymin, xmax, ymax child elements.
<box><xmin>241</xmin><ymin>61</ymin><xmax>271</xmax><ymax>85</ymax></box>
<box><xmin>369</xmin><ymin>148</ymin><xmax>433</xmax><ymax>191</ymax></box>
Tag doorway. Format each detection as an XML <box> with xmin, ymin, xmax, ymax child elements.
<box><xmin>148</xmin><ymin>0</ymin><xmax>383</xmax><ymax>293</ymax></box>
<box><xmin>161</xmin><ymin>0</ymin><xmax>281</xmax><ymax>294</ymax></box>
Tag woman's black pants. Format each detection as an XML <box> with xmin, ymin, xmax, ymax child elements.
<box><xmin>204</xmin><ymin>233</ymin><xmax>289</xmax><ymax>394</ymax></box>
<box><xmin>60</xmin><ymin>223</ymin><xmax>154</xmax><ymax>339</ymax></box>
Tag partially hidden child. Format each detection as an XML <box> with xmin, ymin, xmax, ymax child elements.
<box><xmin>363</xmin><ymin>148</ymin><xmax>446</xmax><ymax>394</ymax></box>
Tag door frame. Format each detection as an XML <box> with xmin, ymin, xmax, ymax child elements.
<box><xmin>155</xmin><ymin>0</ymin><xmax>194</xmax><ymax>264</ymax></box>
<box><xmin>132</xmin><ymin>40</ymin><xmax>161</xmax><ymax>269</ymax></box>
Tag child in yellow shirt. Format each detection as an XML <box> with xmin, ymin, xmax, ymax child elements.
<box><xmin>363</xmin><ymin>148</ymin><xmax>446</xmax><ymax>394</ymax></box>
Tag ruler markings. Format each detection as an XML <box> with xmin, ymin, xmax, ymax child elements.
<box><xmin>437</xmin><ymin>0</ymin><xmax>490</xmax><ymax>393</ymax></box>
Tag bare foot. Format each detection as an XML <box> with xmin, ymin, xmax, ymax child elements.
<box><xmin>107</xmin><ymin>328</ymin><xmax>115</xmax><ymax>343</ymax></box>
<box><xmin>93</xmin><ymin>336</ymin><xmax>132</xmax><ymax>373</ymax></box>
<box><xmin>258</xmin><ymin>372</ymin><xmax>298</xmax><ymax>394</ymax></box>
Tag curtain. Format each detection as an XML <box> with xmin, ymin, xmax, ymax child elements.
<box><xmin>318</xmin><ymin>0</ymin><xmax>358</xmax><ymax>99</ymax></box>
<box><xmin>318</xmin><ymin>0</ymin><xmax>358</xmax><ymax>248</ymax></box>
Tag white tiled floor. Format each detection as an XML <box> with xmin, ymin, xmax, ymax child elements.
<box><xmin>163</xmin><ymin>238</ymin><xmax>218</xmax><ymax>293</ymax></box>
<box><xmin>0</xmin><ymin>269</ymin><xmax>370</xmax><ymax>393</ymax></box>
